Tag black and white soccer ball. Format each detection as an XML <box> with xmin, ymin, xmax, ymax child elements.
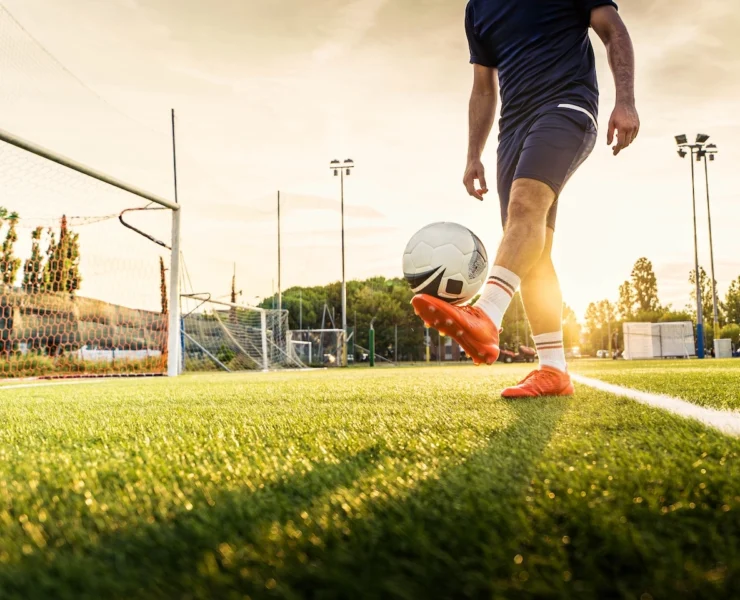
<box><xmin>402</xmin><ymin>222</ymin><xmax>488</xmax><ymax>305</ymax></box>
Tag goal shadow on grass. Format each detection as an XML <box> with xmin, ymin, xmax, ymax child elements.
<box><xmin>0</xmin><ymin>399</ymin><xmax>568</xmax><ymax>599</ymax></box>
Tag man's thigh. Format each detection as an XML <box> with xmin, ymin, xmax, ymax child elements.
<box><xmin>498</xmin><ymin>109</ymin><xmax>597</xmax><ymax>230</ymax></box>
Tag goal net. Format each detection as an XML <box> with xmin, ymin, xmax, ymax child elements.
<box><xmin>288</xmin><ymin>329</ymin><xmax>347</xmax><ymax>367</ymax></box>
<box><xmin>182</xmin><ymin>296</ymin><xmax>304</xmax><ymax>372</ymax></box>
<box><xmin>0</xmin><ymin>131</ymin><xmax>180</xmax><ymax>379</ymax></box>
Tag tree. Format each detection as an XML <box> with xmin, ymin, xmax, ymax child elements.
<box><xmin>689</xmin><ymin>267</ymin><xmax>722</xmax><ymax>326</ymax></box>
<box><xmin>720</xmin><ymin>323</ymin><xmax>740</xmax><ymax>346</ymax></box>
<box><xmin>562</xmin><ymin>303</ymin><xmax>581</xmax><ymax>349</ymax></box>
<box><xmin>159</xmin><ymin>256</ymin><xmax>168</xmax><ymax>315</ymax></box>
<box><xmin>0</xmin><ymin>211</ymin><xmax>21</xmax><ymax>286</ymax></box>
<box><xmin>584</xmin><ymin>299</ymin><xmax>616</xmax><ymax>354</ymax></box>
<box><xmin>23</xmin><ymin>227</ymin><xmax>46</xmax><ymax>294</ymax></box>
<box><xmin>66</xmin><ymin>229</ymin><xmax>82</xmax><ymax>295</ymax></box>
<box><xmin>725</xmin><ymin>276</ymin><xmax>740</xmax><ymax>325</ymax></box>
<box><xmin>617</xmin><ymin>280</ymin><xmax>636</xmax><ymax>321</ymax></box>
<box><xmin>42</xmin><ymin>215</ymin><xmax>82</xmax><ymax>296</ymax></box>
<box><xmin>267</xmin><ymin>277</ymin><xmax>426</xmax><ymax>362</ymax></box>
<box><xmin>659</xmin><ymin>310</ymin><xmax>693</xmax><ymax>323</ymax></box>
<box><xmin>631</xmin><ymin>258</ymin><xmax>661</xmax><ymax>314</ymax></box>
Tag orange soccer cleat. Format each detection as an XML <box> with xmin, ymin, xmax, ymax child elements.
<box><xmin>501</xmin><ymin>366</ymin><xmax>575</xmax><ymax>398</ymax></box>
<box><xmin>411</xmin><ymin>294</ymin><xmax>500</xmax><ymax>365</ymax></box>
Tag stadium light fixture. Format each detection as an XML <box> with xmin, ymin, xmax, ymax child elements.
<box><xmin>677</xmin><ymin>149</ymin><xmax>687</xmax><ymax>158</ymax></box>
<box><xmin>675</xmin><ymin>134</ymin><xmax>688</xmax><ymax>146</ymax></box>
<box><xmin>695</xmin><ymin>133</ymin><xmax>710</xmax><ymax>144</ymax></box>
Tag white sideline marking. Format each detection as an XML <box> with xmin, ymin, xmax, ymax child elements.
<box><xmin>572</xmin><ymin>374</ymin><xmax>740</xmax><ymax>436</ymax></box>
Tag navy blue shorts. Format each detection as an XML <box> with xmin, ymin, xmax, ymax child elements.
<box><xmin>497</xmin><ymin>104</ymin><xmax>598</xmax><ymax>231</ymax></box>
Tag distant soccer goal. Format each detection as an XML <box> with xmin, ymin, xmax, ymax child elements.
<box><xmin>0</xmin><ymin>128</ymin><xmax>181</xmax><ymax>379</ymax></box>
<box><xmin>623</xmin><ymin>322</ymin><xmax>696</xmax><ymax>360</ymax></box>
<box><xmin>182</xmin><ymin>295</ymin><xmax>304</xmax><ymax>372</ymax></box>
<box><xmin>288</xmin><ymin>329</ymin><xmax>346</xmax><ymax>367</ymax></box>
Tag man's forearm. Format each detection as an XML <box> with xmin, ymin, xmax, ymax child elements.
<box><xmin>604</xmin><ymin>21</ymin><xmax>635</xmax><ymax>105</ymax></box>
<box><xmin>468</xmin><ymin>92</ymin><xmax>497</xmax><ymax>161</ymax></box>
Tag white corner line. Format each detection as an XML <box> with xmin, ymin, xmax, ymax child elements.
<box><xmin>572</xmin><ymin>374</ymin><xmax>740</xmax><ymax>437</ymax></box>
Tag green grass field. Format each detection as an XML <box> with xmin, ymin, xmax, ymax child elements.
<box><xmin>573</xmin><ymin>358</ymin><xmax>740</xmax><ymax>410</ymax></box>
<box><xmin>0</xmin><ymin>362</ymin><xmax>738</xmax><ymax>599</ymax></box>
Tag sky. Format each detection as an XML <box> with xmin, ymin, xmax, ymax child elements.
<box><xmin>0</xmin><ymin>0</ymin><xmax>738</xmax><ymax>318</ymax></box>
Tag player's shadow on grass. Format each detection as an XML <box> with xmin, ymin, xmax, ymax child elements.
<box><xmin>0</xmin><ymin>399</ymin><xmax>567</xmax><ymax>600</ymax></box>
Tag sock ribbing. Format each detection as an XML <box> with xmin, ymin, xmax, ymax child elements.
<box><xmin>534</xmin><ymin>331</ymin><xmax>567</xmax><ymax>372</ymax></box>
<box><xmin>474</xmin><ymin>266</ymin><xmax>521</xmax><ymax>329</ymax></box>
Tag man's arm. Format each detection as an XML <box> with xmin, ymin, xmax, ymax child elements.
<box><xmin>464</xmin><ymin>65</ymin><xmax>498</xmax><ymax>200</ymax></box>
<box><xmin>591</xmin><ymin>6</ymin><xmax>640</xmax><ymax>156</ymax></box>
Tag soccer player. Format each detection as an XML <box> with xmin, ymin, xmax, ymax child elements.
<box><xmin>412</xmin><ymin>1</ymin><xmax>639</xmax><ymax>397</ymax></box>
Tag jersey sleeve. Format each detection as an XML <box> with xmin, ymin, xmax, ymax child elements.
<box><xmin>577</xmin><ymin>0</ymin><xmax>618</xmax><ymax>16</ymax></box>
<box><xmin>465</xmin><ymin>3</ymin><xmax>496</xmax><ymax>68</ymax></box>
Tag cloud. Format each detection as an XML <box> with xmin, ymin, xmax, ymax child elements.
<box><xmin>281</xmin><ymin>194</ymin><xmax>386</xmax><ymax>220</ymax></box>
<box><xmin>626</xmin><ymin>0</ymin><xmax>740</xmax><ymax>98</ymax></box>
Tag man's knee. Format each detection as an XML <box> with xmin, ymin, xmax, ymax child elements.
<box><xmin>507</xmin><ymin>178</ymin><xmax>556</xmax><ymax>225</ymax></box>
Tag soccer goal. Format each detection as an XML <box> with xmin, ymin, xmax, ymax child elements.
<box><xmin>182</xmin><ymin>295</ymin><xmax>304</xmax><ymax>372</ymax></box>
<box><xmin>288</xmin><ymin>329</ymin><xmax>346</xmax><ymax>367</ymax></box>
<box><xmin>0</xmin><ymin>127</ymin><xmax>181</xmax><ymax>379</ymax></box>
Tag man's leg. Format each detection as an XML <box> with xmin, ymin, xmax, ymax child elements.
<box><xmin>520</xmin><ymin>228</ymin><xmax>568</xmax><ymax>373</ymax></box>
<box><xmin>411</xmin><ymin>109</ymin><xmax>595</xmax><ymax>374</ymax></box>
<box><xmin>474</xmin><ymin>178</ymin><xmax>555</xmax><ymax>328</ymax></box>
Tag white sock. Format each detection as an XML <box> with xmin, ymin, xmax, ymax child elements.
<box><xmin>474</xmin><ymin>266</ymin><xmax>521</xmax><ymax>329</ymax></box>
<box><xmin>534</xmin><ymin>332</ymin><xmax>567</xmax><ymax>372</ymax></box>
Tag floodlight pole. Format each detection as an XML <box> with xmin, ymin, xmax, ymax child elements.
<box><xmin>702</xmin><ymin>149</ymin><xmax>720</xmax><ymax>343</ymax></box>
<box><xmin>689</xmin><ymin>151</ymin><xmax>704</xmax><ymax>358</ymax></box>
<box><xmin>676</xmin><ymin>134</ymin><xmax>712</xmax><ymax>359</ymax></box>
<box><xmin>330</xmin><ymin>159</ymin><xmax>354</xmax><ymax>367</ymax></box>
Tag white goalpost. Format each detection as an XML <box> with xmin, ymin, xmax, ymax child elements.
<box><xmin>0</xmin><ymin>126</ymin><xmax>182</xmax><ymax>379</ymax></box>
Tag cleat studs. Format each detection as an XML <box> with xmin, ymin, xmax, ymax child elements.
<box><xmin>433</xmin><ymin>320</ymin><xmax>440</xmax><ymax>326</ymax></box>
<box><xmin>428</xmin><ymin>306</ymin><xmax>436</xmax><ymax>313</ymax></box>
<box><xmin>445</xmin><ymin>319</ymin><xmax>453</xmax><ymax>326</ymax></box>
<box><xmin>456</xmin><ymin>330</ymin><xmax>464</xmax><ymax>337</ymax></box>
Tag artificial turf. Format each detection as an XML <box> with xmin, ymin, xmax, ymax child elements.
<box><xmin>0</xmin><ymin>366</ymin><xmax>737</xmax><ymax>599</ymax></box>
<box><xmin>573</xmin><ymin>358</ymin><xmax>740</xmax><ymax>410</ymax></box>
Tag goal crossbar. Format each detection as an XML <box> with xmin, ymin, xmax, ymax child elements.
<box><xmin>0</xmin><ymin>127</ymin><xmax>179</xmax><ymax>210</ymax></box>
<box><xmin>182</xmin><ymin>294</ymin><xmax>266</xmax><ymax>313</ymax></box>
<box><xmin>0</xmin><ymin>126</ymin><xmax>182</xmax><ymax>376</ymax></box>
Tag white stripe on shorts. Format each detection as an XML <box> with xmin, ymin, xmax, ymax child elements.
<box><xmin>557</xmin><ymin>103</ymin><xmax>598</xmax><ymax>130</ymax></box>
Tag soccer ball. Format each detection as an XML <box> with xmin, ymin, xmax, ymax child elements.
<box><xmin>402</xmin><ymin>222</ymin><xmax>488</xmax><ymax>305</ymax></box>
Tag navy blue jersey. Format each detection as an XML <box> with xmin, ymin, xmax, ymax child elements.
<box><xmin>465</xmin><ymin>0</ymin><xmax>617</xmax><ymax>136</ymax></box>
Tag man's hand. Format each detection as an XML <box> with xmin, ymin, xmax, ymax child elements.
<box><xmin>463</xmin><ymin>159</ymin><xmax>488</xmax><ymax>200</ymax></box>
<box><xmin>607</xmin><ymin>102</ymin><xmax>640</xmax><ymax>156</ymax></box>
